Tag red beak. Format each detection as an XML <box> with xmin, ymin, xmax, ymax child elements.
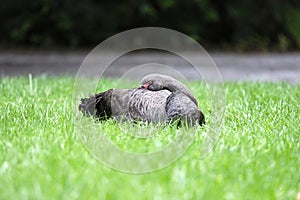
<box><xmin>141</xmin><ymin>82</ymin><xmax>152</xmax><ymax>89</ymax></box>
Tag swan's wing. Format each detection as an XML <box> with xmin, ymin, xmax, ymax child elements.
<box><xmin>128</xmin><ymin>89</ymin><xmax>171</xmax><ymax>123</ymax></box>
<box><xmin>110</xmin><ymin>89</ymin><xmax>135</xmax><ymax>120</ymax></box>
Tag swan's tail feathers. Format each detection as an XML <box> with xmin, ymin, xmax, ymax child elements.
<box><xmin>79</xmin><ymin>90</ymin><xmax>113</xmax><ymax>120</ymax></box>
<box><xmin>79</xmin><ymin>94</ymin><xmax>98</xmax><ymax>117</ymax></box>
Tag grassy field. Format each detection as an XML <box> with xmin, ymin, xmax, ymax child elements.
<box><xmin>0</xmin><ymin>76</ymin><xmax>299</xmax><ymax>199</ymax></box>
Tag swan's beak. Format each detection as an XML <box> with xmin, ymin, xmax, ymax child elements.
<box><xmin>139</xmin><ymin>84</ymin><xmax>148</xmax><ymax>89</ymax></box>
<box><xmin>140</xmin><ymin>82</ymin><xmax>151</xmax><ymax>89</ymax></box>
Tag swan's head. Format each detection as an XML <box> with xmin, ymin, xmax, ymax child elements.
<box><xmin>140</xmin><ymin>73</ymin><xmax>199</xmax><ymax>106</ymax></box>
<box><xmin>140</xmin><ymin>74</ymin><xmax>170</xmax><ymax>91</ymax></box>
<box><xmin>141</xmin><ymin>80</ymin><xmax>165</xmax><ymax>91</ymax></box>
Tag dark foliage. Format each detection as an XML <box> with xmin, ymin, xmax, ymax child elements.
<box><xmin>0</xmin><ymin>0</ymin><xmax>299</xmax><ymax>50</ymax></box>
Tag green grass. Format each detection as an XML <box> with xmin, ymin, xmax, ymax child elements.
<box><xmin>0</xmin><ymin>76</ymin><xmax>299</xmax><ymax>199</ymax></box>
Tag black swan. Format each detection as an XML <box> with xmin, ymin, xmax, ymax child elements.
<box><xmin>79</xmin><ymin>74</ymin><xmax>205</xmax><ymax>126</ymax></box>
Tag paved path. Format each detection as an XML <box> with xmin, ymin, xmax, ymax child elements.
<box><xmin>0</xmin><ymin>51</ymin><xmax>299</xmax><ymax>83</ymax></box>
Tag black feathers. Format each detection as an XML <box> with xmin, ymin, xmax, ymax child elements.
<box><xmin>79</xmin><ymin>74</ymin><xmax>205</xmax><ymax>126</ymax></box>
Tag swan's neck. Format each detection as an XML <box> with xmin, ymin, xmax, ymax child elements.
<box><xmin>164</xmin><ymin>82</ymin><xmax>198</xmax><ymax>106</ymax></box>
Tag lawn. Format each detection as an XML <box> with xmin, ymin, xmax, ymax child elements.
<box><xmin>0</xmin><ymin>76</ymin><xmax>299</xmax><ymax>199</ymax></box>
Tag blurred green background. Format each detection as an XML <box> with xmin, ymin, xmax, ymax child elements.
<box><xmin>0</xmin><ymin>0</ymin><xmax>300</xmax><ymax>51</ymax></box>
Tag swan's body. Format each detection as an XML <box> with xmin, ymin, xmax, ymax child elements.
<box><xmin>79</xmin><ymin>74</ymin><xmax>205</xmax><ymax>126</ymax></box>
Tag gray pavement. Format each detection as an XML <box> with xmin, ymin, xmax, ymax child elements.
<box><xmin>0</xmin><ymin>51</ymin><xmax>299</xmax><ymax>83</ymax></box>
